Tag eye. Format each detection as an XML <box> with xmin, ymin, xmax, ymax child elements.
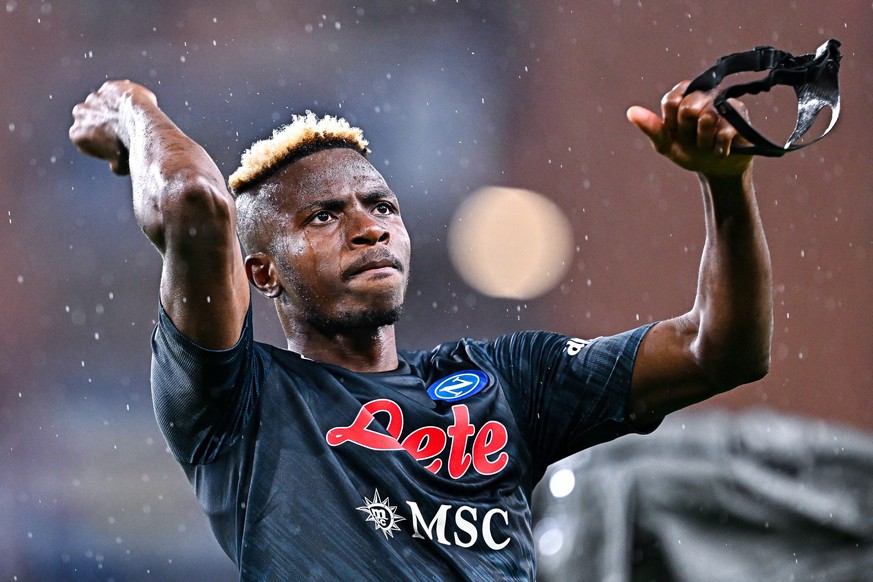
<box><xmin>311</xmin><ymin>210</ymin><xmax>334</xmax><ymax>224</ymax></box>
<box><xmin>374</xmin><ymin>202</ymin><xmax>394</xmax><ymax>215</ymax></box>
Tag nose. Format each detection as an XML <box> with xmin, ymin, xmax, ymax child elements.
<box><xmin>349</xmin><ymin>212</ymin><xmax>389</xmax><ymax>247</ymax></box>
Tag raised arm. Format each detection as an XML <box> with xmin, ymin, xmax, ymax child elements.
<box><xmin>70</xmin><ymin>80</ymin><xmax>249</xmax><ymax>349</ymax></box>
<box><xmin>624</xmin><ymin>81</ymin><xmax>773</xmax><ymax>425</ymax></box>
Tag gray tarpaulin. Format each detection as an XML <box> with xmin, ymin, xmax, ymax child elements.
<box><xmin>532</xmin><ymin>411</ymin><xmax>873</xmax><ymax>582</ymax></box>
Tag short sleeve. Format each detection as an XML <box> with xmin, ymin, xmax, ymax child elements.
<box><xmin>150</xmin><ymin>301</ymin><xmax>268</xmax><ymax>465</ymax></box>
<box><xmin>484</xmin><ymin>325</ymin><xmax>657</xmax><ymax>477</ymax></box>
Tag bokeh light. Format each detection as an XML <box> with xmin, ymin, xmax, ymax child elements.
<box><xmin>548</xmin><ymin>468</ymin><xmax>576</xmax><ymax>498</ymax></box>
<box><xmin>448</xmin><ymin>186</ymin><xmax>574</xmax><ymax>300</ymax></box>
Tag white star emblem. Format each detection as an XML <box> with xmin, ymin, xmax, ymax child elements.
<box><xmin>356</xmin><ymin>489</ymin><xmax>406</xmax><ymax>539</ymax></box>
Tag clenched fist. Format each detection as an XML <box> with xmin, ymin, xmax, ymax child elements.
<box><xmin>69</xmin><ymin>80</ymin><xmax>158</xmax><ymax>175</ymax></box>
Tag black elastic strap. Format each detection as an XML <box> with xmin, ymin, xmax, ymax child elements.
<box><xmin>684</xmin><ymin>39</ymin><xmax>841</xmax><ymax>157</ymax></box>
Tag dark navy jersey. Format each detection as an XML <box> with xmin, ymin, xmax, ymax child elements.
<box><xmin>151</xmin><ymin>303</ymin><xmax>655</xmax><ymax>581</ymax></box>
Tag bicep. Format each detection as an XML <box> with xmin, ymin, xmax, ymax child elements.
<box><xmin>628</xmin><ymin>315</ymin><xmax>714</xmax><ymax>425</ymax></box>
<box><xmin>158</xmin><ymin>177</ymin><xmax>250</xmax><ymax>350</ymax></box>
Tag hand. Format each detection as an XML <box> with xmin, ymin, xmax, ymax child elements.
<box><xmin>627</xmin><ymin>81</ymin><xmax>753</xmax><ymax>178</ymax></box>
<box><xmin>69</xmin><ymin>80</ymin><xmax>157</xmax><ymax>175</ymax></box>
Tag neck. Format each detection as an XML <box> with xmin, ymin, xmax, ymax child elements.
<box><xmin>283</xmin><ymin>319</ymin><xmax>399</xmax><ymax>373</ymax></box>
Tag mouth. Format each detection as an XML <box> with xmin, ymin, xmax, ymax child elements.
<box><xmin>342</xmin><ymin>252</ymin><xmax>404</xmax><ymax>280</ymax></box>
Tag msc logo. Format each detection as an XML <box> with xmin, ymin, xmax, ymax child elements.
<box><xmin>408</xmin><ymin>501</ymin><xmax>510</xmax><ymax>550</ymax></box>
<box><xmin>427</xmin><ymin>370</ymin><xmax>489</xmax><ymax>402</ymax></box>
<box><xmin>356</xmin><ymin>489</ymin><xmax>512</xmax><ymax>551</ymax></box>
<box><xmin>357</xmin><ymin>489</ymin><xmax>405</xmax><ymax>539</ymax></box>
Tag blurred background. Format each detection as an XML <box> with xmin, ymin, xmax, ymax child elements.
<box><xmin>0</xmin><ymin>1</ymin><xmax>870</xmax><ymax>580</ymax></box>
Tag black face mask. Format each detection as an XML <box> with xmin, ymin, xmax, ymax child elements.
<box><xmin>684</xmin><ymin>39</ymin><xmax>842</xmax><ymax>157</ymax></box>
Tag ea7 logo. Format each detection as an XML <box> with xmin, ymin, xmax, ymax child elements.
<box><xmin>565</xmin><ymin>337</ymin><xmax>594</xmax><ymax>356</ymax></box>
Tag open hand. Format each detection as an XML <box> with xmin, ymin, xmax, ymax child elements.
<box><xmin>627</xmin><ymin>81</ymin><xmax>753</xmax><ymax>178</ymax></box>
<box><xmin>69</xmin><ymin>80</ymin><xmax>157</xmax><ymax>175</ymax></box>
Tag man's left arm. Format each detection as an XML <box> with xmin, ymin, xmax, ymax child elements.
<box><xmin>624</xmin><ymin>81</ymin><xmax>774</xmax><ymax>425</ymax></box>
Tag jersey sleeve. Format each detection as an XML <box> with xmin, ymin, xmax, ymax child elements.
<box><xmin>150</xmin><ymin>301</ymin><xmax>268</xmax><ymax>465</ymax></box>
<box><xmin>484</xmin><ymin>325</ymin><xmax>657</xmax><ymax>476</ymax></box>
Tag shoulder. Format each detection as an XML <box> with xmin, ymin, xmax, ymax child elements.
<box><xmin>399</xmin><ymin>331</ymin><xmax>576</xmax><ymax>374</ymax></box>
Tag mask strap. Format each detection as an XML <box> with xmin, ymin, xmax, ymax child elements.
<box><xmin>684</xmin><ymin>39</ymin><xmax>842</xmax><ymax>157</ymax></box>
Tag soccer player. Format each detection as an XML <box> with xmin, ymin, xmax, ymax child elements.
<box><xmin>69</xmin><ymin>78</ymin><xmax>771</xmax><ymax>580</ymax></box>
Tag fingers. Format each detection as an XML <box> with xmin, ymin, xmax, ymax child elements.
<box><xmin>662</xmin><ymin>80</ymin><xmax>732</xmax><ymax>155</ymax></box>
<box><xmin>670</xmin><ymin>86</ymin><xmax>747</xmax><ymax>158</ymax></box>
<box><xmin>713</xmin><ymin>118</ymin><xmax>736</xmax><ymax>157</ymax></box>
<box><xmin>637</xmin><ymin>81</ymin><xmax>753</xmax><ymax>176</ymax></box>
<box><xmin>696</xmin><ymin>110</ymin><xmax>719</xmax><ymax>152</ymax></box>
<box><xmin>110</xmin><ymin>155</ymin><xmax>130</xmax><ymax>176</ymax></box>
<box><xmin>661</xmin><ymin>81</ymin><xmax>690</xmax><ymax>136</ymax></box>
<box><xmin>626</xmin><ymin>105</ymin><xmax>667</xmax><ymax>152</ymax></box>
<box><xmin>96</xmin><ymin>79</ymin><xmax>158</xmax><ymax>108</ymax></box>
<box><xmin>69</xmin><ymin>87</ymin><xmax>129</xmax><ymax>169</ymax></box>
<box><xmin>723</xmin><ymin>97</ymin><xmax>752</xmax><ymax>153</ymax></box>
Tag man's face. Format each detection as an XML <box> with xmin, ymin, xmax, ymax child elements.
<box><xmin>263</xmin><ymin>148</ymin><xmax>411</xmax><ymax>333</ymax></box>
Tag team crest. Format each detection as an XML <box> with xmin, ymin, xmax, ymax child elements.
<box><xmin>427</xmin><ymin>370</ymin><xmax>489</xmax><ymax>402</ymax></box>
<box><xmin>357</xmin><ymin>489</ymin><xmax>406</xmax><ymax>539</ymax></box>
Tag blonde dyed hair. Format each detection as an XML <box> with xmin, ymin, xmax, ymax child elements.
<box><xmin>228</xmin><ymin>111</ymin><xmax>370</xmax><ymax>196</ymax></box>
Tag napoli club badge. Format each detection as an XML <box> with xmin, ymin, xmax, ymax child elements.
<box><xmin>427</xmin><ymin>370</ymin><xmax>489</xmax><ymax>402</ymax></box>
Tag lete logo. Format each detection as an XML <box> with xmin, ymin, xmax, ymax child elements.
<box><xmin>427</xmin><ymin>370</ymin><xmax>489</xmax><ymax>402</ymax></box>
<box><xmin>326</xmin><ymin>399</ymin><xmax>509</xmax><ymax>479</ymax></box>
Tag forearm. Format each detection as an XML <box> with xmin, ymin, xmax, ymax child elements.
<box><xmin>688</xmin><ymin>169</ymin><xmax>773</xmax><ymax>388</ymax></box>
<box><xmin>118</xmin><ymin>92</ymin><xmax>233</xmax><ymax>254</ymax></box>
<box><xmin>71</xmin><ymin>81</ymin><xmax>249</xmax><ymax>349</ymax></box>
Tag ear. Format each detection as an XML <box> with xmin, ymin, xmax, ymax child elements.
<box><xmin>245</xmin><ymin>253</ymin><xmax>283</xmax><ymax>298</ymax></box>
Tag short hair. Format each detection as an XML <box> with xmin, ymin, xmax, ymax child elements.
<box><xmin>228</xmin><ymin>111</ymin><xmax>370</xmax><ymax>196</ymax></box>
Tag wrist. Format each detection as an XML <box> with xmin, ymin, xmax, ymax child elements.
<box><xmin>698</xmin><ymin>167</ymin><xmax>752</xmax><ymax>193</ymax></box>
<box><xmin>118</xmin><ymin>86</ymin><xmax>159</xmax><ymax>148</ymax></box>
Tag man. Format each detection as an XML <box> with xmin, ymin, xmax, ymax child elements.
<box><xmin>69</xmin><ymin>76</ymin><xmax>772</xmax><ymax>580</ymax></box>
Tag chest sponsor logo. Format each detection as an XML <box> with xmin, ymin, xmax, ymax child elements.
<box><xmin>356</xmin><ymin>489</ymin><xmax>405</xmax><ymax>539</ymax></box>
<box><xmin>427</xmin><ymin>370</ymin><xmax>489</xmax><ymax>402</ymax></box>
<box><xmin>326</xmin><ymin>399</ymin><xmax>509</xmax><ymax>479</ymax></box>
<box><xmin>357</xmin><ymin>489</ymin><xmax>511</xmax><ymax>551</ymax></box>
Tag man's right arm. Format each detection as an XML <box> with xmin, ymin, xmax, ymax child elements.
<box><xmin>70</xmin><ymin>80</ymin><xmax>249</xmax><ymax>349</ymax></box>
